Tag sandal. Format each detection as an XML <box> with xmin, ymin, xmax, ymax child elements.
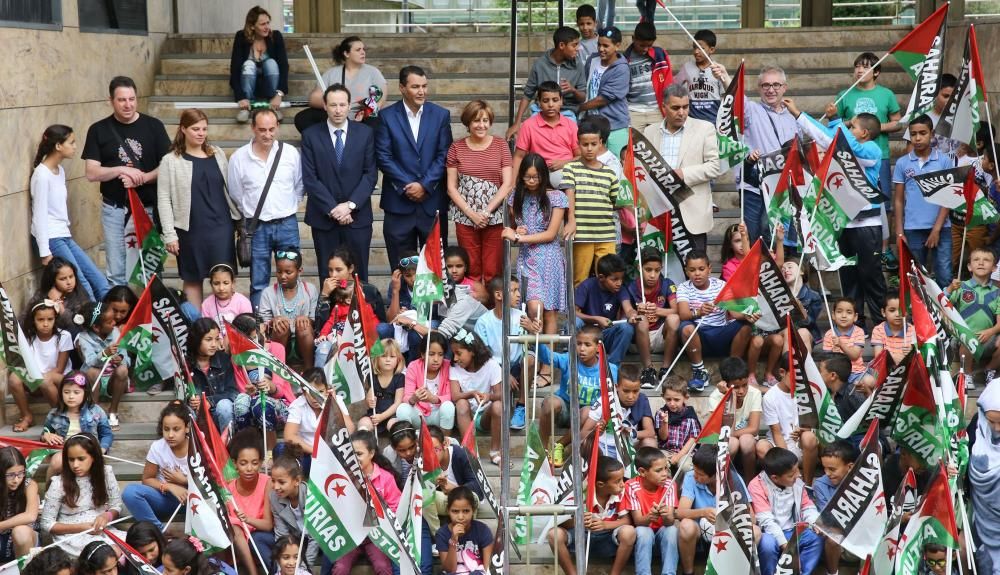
<box><xmin>490</xmin><ymin>451</ymin><xmax>502</xmax><ymax>466</ymax></box>
<box><xmin>108</xmin><ymin>413</ymin><xmax>120</xmax><ymax>431</ymax></box>
<box><xmin>535</xmin><ymin>372</ymin><xmax>553</xmax><ymax>388</ymax></box>
<box><xmin>12</xmin><ymin>416</ymin><xmax>31</xmax><ymax>433</ymax></box>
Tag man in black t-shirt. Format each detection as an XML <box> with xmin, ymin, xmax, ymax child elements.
<box><xmin>83</xmin><ymin>76</ymin><xmax>170</xmax><ymax>286</ymax></box>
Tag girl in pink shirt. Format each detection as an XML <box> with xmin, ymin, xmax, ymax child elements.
<box><xmin>332</xmin><ymin>430</ymin><xmax>402</xmax><ymax>575</ymax></box>
<box><xmin>225</xmin><ymin>429</ymin><xmax>274</xmax><ymax>575</ymax></box>
<box><xmin>399</xmin><ymin>332</ymin><xmax>456</xmax><ymax>432</ymax></box>
<box><xmin>201</xmin><ymin>265</ymin><xmax>253</xmax><ymax>341</ymax></box>
<box><xmin>444</xmin><ymin>246</ymin><xmax>488</xmax><ymax>304</ymax></box>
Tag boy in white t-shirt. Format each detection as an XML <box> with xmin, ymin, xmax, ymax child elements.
<box><xmin>709</xmin><ymin>357</ymin><xmax>763</xmax><ymax>482</ymax></box>
<box><xmin>759</xmin><ymin>352</ymin><xmax>819</xmax><ymax>485</ymax></box>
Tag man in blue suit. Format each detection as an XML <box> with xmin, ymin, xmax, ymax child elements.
<box><xmin>376</xmin><ymin>65</ymin><xmax>454</xmax><ymax>266</ymax></box>
<box><xmin>301</xmin><ymin>84</ymin><xmax>378</xmax><ymax>282</ymax></box>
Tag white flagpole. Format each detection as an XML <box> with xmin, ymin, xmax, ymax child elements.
<box><xmin>303</xmin><ymin>45</ymin><xmax>326</xmax><ymax>91</ymax></box>
<box><xmin>103</xmin><ymin>454</ymin><xmax>146</xmax><ymax>467</ymax></box>
<box><xmin>0</xmin><ymin>515</ymin><xmax>136</xmax><ymax>573</ymax></box>
<box><xmin>294</xmin><ymin>523</ymin><xmax>308</xmax><ymax>569</ymax></box>
<box><xmin>815</xmin><ymin>269</ymin><xmax>835</xmax><ymax>336</ymax></box>
<box><xmin>634</xmin><ymin>205</ymin><xmax>647</xmax><ymax>305</ymax></box>
<box><xmin>655</xmin><ymin>323</ymin><xmax>702</xmax><ymax>392</ymax></box>
<box><xmin>530</xmin><ymin>307</ymin><xmax>543</xmax><ymax>423</ymax></box>
<box><xmin>162</xmin><ymin>503</ymin><xmax>183</xmax><ymax>532</ymax></box>
<box><xmin>828</xmin><ymin>52</ymin><xmax>893</xmax><ymax>113</ymax></box>
<box><xmin>661</xmin><ymin>5</ymin><xmax>714</xmax><ymax>65</ymax></box>
<box><xmin>958</xmin><ymin>223</ymin><xmax>969</xmax><ymax>283</ymax></box>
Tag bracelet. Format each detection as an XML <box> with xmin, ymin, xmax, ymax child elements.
<box><xmin>159</xmin><ymin>482</ymin><xmax>167</xmax><ymax>494</ymax></box>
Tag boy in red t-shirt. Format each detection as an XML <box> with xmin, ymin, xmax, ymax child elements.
<box><xmin>625</xmin><ymin>446</ymin><xmax>679</xmax><ymax>575</ymax></box>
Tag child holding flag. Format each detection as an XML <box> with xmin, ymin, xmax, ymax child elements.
<box><xmin>186</xmin><ymin>318</ymin><xmax>238</xmax><ymax>431</ymax></box>
<box><xmin>676</xmin><ymin>446</ymin><xmax>729</xmax><ymax>575</ymax></box>
<box><xmin>709</xmin><ymin>357</ymin><xmax>762</xmax><ymax>482</ymax></box>
<box><xmin>760</xmin><ymin>352</ymin><xmax>819</xmax><ymax>484</ymax></box>
<box><xmin>548</xmin><ymin>455</ymin><xmax>635</xmax><ymax>575</ymax></box>
<box><xmin>654</xmin><ymin>376</ymin><xmax>701</xmax><ymax>473</ymax></box>
<box><xmin>580</xmin><ymin>364</ymin><xmax>655</xmax><ymax>455</ymax></box>
<box><xmin>397</xmin><ymin>332</ymin><xmax>456</xmax><ymax>431</ymax></box>
<box><xmin>946</xmin><ymin>247</ymin><xmax>1000</xmax><ymax>379</ymax></box>
<box><xmin>623</xmin><ymin>247</ymin><xmax>680</xmax><ymax>389</ymax></box>
<box><xmin>574</xmin><ymin>254</ymin><xmax>635</xmax><ymax>364</ymax></box>
<box><xmin>821</xmin><ymin>298</ymin><xmax>867</xmax><ymax>383</ymax></box>
<box><xmin>121</xmin><ymin>400</ymin><xmax>189</xmax><ymax>529</ymax></box>
<box><xmin>625</xmin><ymin>446</ymin><xmax>678</xmax><ymax>575</ymax></box>
<box><xmin>814</xmin><ymin>440</ymin><xmax>859</xmax><ymax>575</ymax></box>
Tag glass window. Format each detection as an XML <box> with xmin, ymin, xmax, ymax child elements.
<box><xmin>0</xmin><ymin>0</ymin><xmax>61</xmax><ymax>30</ymax></box>
<box><xmin>78</xmin><ymin>0</ymin><xmax>148</xmax><ymax>34</ymax></box>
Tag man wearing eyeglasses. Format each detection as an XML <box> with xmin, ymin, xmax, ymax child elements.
<box><xmin>228</xmin><ymin>108</ymin><xmax>304</xmax><ymax>308</ymax></box>
<box><xmin>712</xmin><ymin>64</ymin><xmax>802</xmax><ymax>245</ymax></box>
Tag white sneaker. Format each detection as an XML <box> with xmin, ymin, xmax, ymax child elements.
<box><xmin>236</xmin><ymin>109</ymin><xmax>250</xmax><ymax>123</ymax></box>
<box><xmin>147</xmin><ymin>382</ymin><xmax>164</xmax><ymax>396</ymax></box>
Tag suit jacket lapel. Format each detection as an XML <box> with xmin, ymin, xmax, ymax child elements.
<box><xmin>319</xmin><ymin>124</ymin><xmax>345</xmax><ymax>188</ymax></box>
<box><xmin>396</xmin><ymin>104</ymin><xmax>419</xmax><ymax>152</ymax></box>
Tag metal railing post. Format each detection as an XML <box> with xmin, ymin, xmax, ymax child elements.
<box><xmin>507</xmin><ymin>0</ymin><xmax>519</xmax><ymax>125</ymax></box>
<box><xmin>500</xmin><ymin>198</ymin><xmax>513</xmax><ymax>574</ymax></box>
<box><xmin>566</xmin><ymin>237</ymin><xmax>586</xmax><ymax>571</ymax></box>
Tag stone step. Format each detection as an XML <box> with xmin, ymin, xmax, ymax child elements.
<box><xmin>3</xmin><ymin>394</ymin><xmax>177</xmax><ymax>424</ymax></box>
<box><xmin>157</xmin><ymin>57</ymin><xmax>912</xmax><ymax>94</ymax></box>
<box><xmin>160</xmin><ymin>28</ymin><xmax>907</xmax><ymax>58</ymax></box>
<box><xmin>154</xmin><ymin>74</ymin><xmax>512</xmax><ymax>99</ymax></box>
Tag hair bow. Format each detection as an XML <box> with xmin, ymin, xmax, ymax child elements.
<box><xmin>68</xmin><ymin>372</ymin><xmax>87</xmax><ymax>387</ymax></box>
<box><xmin>453</xmin><ymin>328</ymin><xmax>476</xmax><ymax>345</ymax></box>
<box><xmin>188</xmin><ymin>536</ymin><xmax>205</xmax><ymax>552</ymax></box>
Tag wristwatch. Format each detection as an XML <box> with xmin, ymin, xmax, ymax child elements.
<box><xmin>275</xmin><ymin>90</ymin><xmax>284</xmax><ymax>97</ymax></box>
<box><xmin>347</xmin><ymin>201</ymin><xmax>356</xmax><ymax>210</ymax></box>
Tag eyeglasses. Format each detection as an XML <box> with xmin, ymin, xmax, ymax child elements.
<box><xmin>523</xmin><ymin>174</ymin><xmax>541</xmax><ymax>181</ymax></box>
<box><xmin>759</xmin><ymin>82</ymin><xmax>785</xmax><ymax>91</ymax></box>
<box><xmin>399</xmin><ymin>256</ymin><xmax>419</xmax><ymax>268</ymax></box>
<box><xmin>276</xmin><ymin>250</ymin><xmax>299</xmax><ymax>260</ymax></box>
<box><xmin>4</xmin><ymin>471</ymin><xmax>25</xmax><ymax>481</ymax></box>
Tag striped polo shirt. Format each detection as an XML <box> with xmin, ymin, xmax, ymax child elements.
<box><xmin>561</xmin><ymin>159</ymin><xmax>620</xmax><ymax>242</ymax></box>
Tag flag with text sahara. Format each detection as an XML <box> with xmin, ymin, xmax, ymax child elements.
<box><xmin>714</xmin><ymin>240</ymin><xmax>803</xmax><ymax>333</ymax></box>
<box><xmin>837</xmin><ymin>349</ymin><xmax>913</xmax><ymax>439</ymax></box>
<box><xmin>515</xmin><ymin>420</ymin><xmax>547</xmax><ymax>545</ymax></box>
<box><xmin>714</xmin><ymin>240</ymin><xmax>762</xmax><ymax>316</ymax></box>
<box><xmin>323</xmin><ymin>291</ymin><xmax>372</xmax><ymax>405</ymax></box>
<box><xmin>364</xmin><ymin>473</ymin><xmax>420</xmax><ymax>575</ymax></box>
<box><xmin>305</xmin><ymin>399</ymin><xmax>372</xmax><ymax>561</ymax></box>
<box><xmin>412</xmin><ymin>214</ymin><xmax>445</xmax><ymax>322</ymax></box>
<box><xmin>814</xmin><ymin>420</ymin><xmax>888</xmax><ymax>559</ymax></box>
<box><xmin>200</xmin><ymin>395</ymin><xmax>238</xmax><ymax>482</ymax></box>
<box><xmin>890</xmin><ymin>3</ymin><xmax>948</xmax><ymax>121</ymax></box>
<box><xmin>705</xmin><ymin>428</ymin><xmax>759</xmax><ymax>575</ymax></box>
<box><xmin>398</xmin><ymin>464</ymin><xmax>425</xmax><ymax>573</ymax></box>
<box><xmin>0</xmin><ymin>284</ymin><xmax>44</xmax><ymax>392</ymax></box>
<box><xmin>716</xmin><ymin>61</ymin><xmax>749</xmax><ymax>170</ymax></box>
<box><xmin>125</xmin><ymin>188</ymin><xmax>166</xmax><ymax>290</ymax></box>
<box><xmin>114</xmin><ymin>278</ymin><xmax>161</xmax><ymax>391</ymax></box>
<box><xmin>788</xmin><ymin>315</ymin><xmax>843</xmax><ymax>445</ymax></box>
<box><xmin>774</xmin><ymin>523</ymin><xmax>809</xmax><ymax>575</ymax></box>
<box><xmin>936</xmin><ymin>25</ymin><xmax>987</xmax><ymax>147</ymax></box>
<box><xmin>914</xmin><ymin>164</ymin><xmax>998</xmax><ymax>226</ymax></box>
<box><xmin>891</xmin><ymin>351</ymin><xmax>946</xmax><ymax>469</ymax></box>
<box><xmin>185</xmin><ymin>422</ymin><xmax>233</xmax><ymax>552</ymax></box>
<box><xmin>895</xmin><ymin>465</ymin><xmax>959</xmax><ymax>575</ymax></box>
<box><xmin>226</xmin><ymin>321</ymin><xmax>312</xmax><ymax>394</ymax></box>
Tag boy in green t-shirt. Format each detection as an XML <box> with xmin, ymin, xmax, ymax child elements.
<box><xmin>946</xmin><ymin>247</ymin><xmax>1000</xmax><ymax>380</ymax></box>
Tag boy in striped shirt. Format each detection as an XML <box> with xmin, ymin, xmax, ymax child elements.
<box><xmin>562</xmin><ymin>120</ymin><xmax>620</xmax><ymax>286</ymax></box>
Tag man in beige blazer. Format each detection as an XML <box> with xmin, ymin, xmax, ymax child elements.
<box><xmin>642</xmin><ymin>83</ymin><xmax>721</xmax><ymax>254</ymax></box>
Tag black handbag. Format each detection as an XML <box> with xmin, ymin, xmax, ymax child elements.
<box><xmin>236</xmin><ymin>142</ymin><xmax>283</xmax><ymax>268</ymax></box>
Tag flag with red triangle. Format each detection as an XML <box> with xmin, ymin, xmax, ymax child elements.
<box><xmin>788</xmin><ymin>315</ymin><xmax>843</xmax><ymax>444</ymax></box>
<box><xmin>766</xmin><ymin>137</ymin><xmax>805</xmax><ymax>225</ymax></box>
<box><xmin>353</xmin><ymin>277</ymin><xmax>384</xmax><ymax>358</ymax></box>
<box><xmin>114</xmin><ymin>278</ymin><xmax>162</xmax><ymax>391</ymax></box>
<box><xmin>364</xmin><ymin>473</ymin><xmax>420</xmax><ymax>575</ymax></box>
<box><xmin>704</xmin><ymin>444</ymin><xmax>759</xmax><ymax>575</ymax></box>
<box><xmin>105</xmin><ymin>528</ymin><xmax>163</xmax><ymax>575</ymax></box>
<box><xmin>890</xmin><ymin>3</ymin><xmax>948</xmax><ymax>121</ymax></box>
<box><xmin>639</xmin><ymin>211</ymin><xmax>672</xmax><ymax>255</ymax></box>
<box><xmin>907</xmin><ymin>265</ymin><xmax>984</xmax><ymax>359</ymax></box>
<box><xmin>226</xmin><ymin>321</ymin><xmax>312</xmax><ymax>394</ymax></box>
<box><xmin>774</xmin><ymin>523</ymin><xmax>809</xmax><ymax>575</ymax></box>
<box><xmin>185</xmin><ymin>421</ymin><xmax>233</xmax><ymax>552</ymax></box>
<box><xmin>891</xmin><ymin>352</ymin><xmax>946</xmax><ymax>469</ymax></box>
<box><xmin>873</xmin><ymin>468</ymin><xmax>917</xmax><ymax>575</ymax></box>
<box><xmin>895</xmin><ymin>465</ymin><xmax>959</xmax><ymax>575</ymax></box>
<box><xmin>200</xmin><ymin>395</ymin><xmax>238</xmax><ymax>482</ymax></box>
<box><xmin>837</xmin><ymin>349</ymin><xmax>913</xmax><ymax>439</ymax></box>
<box><xmin>714</xmin><ymin>240</ymin><xmax>763</xmax><ymax>315</ymax></box>
<box><xmin>937</xmin><ymin>24</ymin><xmax>988</xmax><ymax>147</ymax></box>
<box><xmin>323</xmin><ymin>292</ymin><xmax>371</xmax><ymax>406</ymax></box>
<box><xmin>814</xmin><ymin>420</ymin><xmax>888</xmax><ymax>559</ymax></box>
<box><xmin>696</xmin><ymin>388</ymin><xmax>733</xmax><ymax>446</ymax></box>
<box><xmin>585</xmin><ymin>429</ymin><xmax>602</xmax><ymax>513</ymax></box>
<box><xmin>716</xmin><ymin>61</ymin><xmax>749</xmax><ymax>170</ymax></box>
<box><xmin>125</xmin><ymin>188</ymin><xmax>166</xmax><ymax>291</ymax></box>
<box><xmin>412</xmin><ymin>214</ymin><xmax>445</xmax><ymax>322</ymax></box>
<box><xmin>0</xmin><ymin>437</ymin><xmax>57</xmax><ymax>476</ymax></box>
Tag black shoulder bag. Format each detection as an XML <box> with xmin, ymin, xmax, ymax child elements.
<box><xmin>236</xmin><ymin>141</ymin><xmax>283</xmax><ymax>268</ymax></box>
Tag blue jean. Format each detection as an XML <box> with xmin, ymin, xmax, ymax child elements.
<box><xmin>759</xmin><ymin>528</ymin><xmax>822</xmax><ymax>575</ymax></box>
<box><xmin>122</xmin><ymin>484</ymin><xmax>181</xmax><ymax>529</ymax></box>
<box><xmin>49</xmin><ymin>237</ymin><xmax>110</xmax><ymax>301</ymax></box>
<box><xmin>241</xmin><ymin>58</ymin><xmax>279</xmax><ymax>101</ymax></box>
<box><xmin>634</xmin><ymin>524</ymin><xmax>678</xmax><ymax>575</ymax></box>
<box><xmin>212</xmin><ymin>398</ymin><xmax>235</xmax><ymax>432</ymax></box>
<box><xmin>249</xmin><ymin>531</ymin><xmax>274</xmax><ymax>570</ymax></box>
<box><xmin>904</xmin><ymin>228</ymin><xmax>952</xmax><ymax>285</ymax></box>
<box><xmin>743</xmin><ymin>190</ymin><xmax>771</xmax><ymax>248</ymax></box>
<box><xmin>101</xmin><ymin>203</ymin><xmax>128</xmax><ymax>286</ymax></box>
<box><xmin>597</xmin><ymin>0</ymin><xmax>615</xmax><ymax>26</ymax></box>
<box><xmin>250</xmin><ymin>215</ymin><xmax>300</xmax><ymax>309</ymax></box>
<box><xmin>574</xmin><ymin>318</ymin><xmax>635</xmax><ymax>364</ymax></box>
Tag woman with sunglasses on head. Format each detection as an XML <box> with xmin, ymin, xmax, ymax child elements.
<box><xmin>8</xmin><ymin>300</ymin><xmax>72</xmax><ymax>432</ymax></box>
<box><xmin>258</xmin><ymin>247</ymin><xmax>318</xmax><ymax>368</ymax></box>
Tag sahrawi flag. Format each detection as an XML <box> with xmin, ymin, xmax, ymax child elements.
<box><xmin>185</xmin><ymin>422</ymin><xmax>233</xmax><ymax>552</ymax></box>
<box><xmin>226</xmin><ymin>321</ymin><xmax>311</xmax><ymax>394</ymax></box>
<box><xmin>766</xmin><ymin>137</ymin><xmax>807</xmax><ymax>227</ymax></box>
<box><xmin>697</xmin><ymin>387</ymin><xmax>733</xmax><ymax>446</ymax></box>
<box><xmin>364</xmin><ymin>474</ymin><xmax>420</xmax><ymax>575</ymax></box>
<box><xmin>814</xmin><ymin>420</ymin><xmax>888</xmax><ymax>559</ymax></box>
<box><xmin>515</xmin><ymin>420</ymin><xmax>547</xmax><ymax>544</ymax></box>
<box><xmin>788</xmin><ymin>315</ymin><xmax>843</xmax><ymax>445</ymax></box>
<box><xmin>874</xmin><ymin>468</ymin><xmax>918</xmax><ymax>575</ymax></box>
<box><xmin>908</xmin><ymin>266</ymin><xmax>985</xmax><ymax>360</ymax></box>
<box><xmin>714</xmin><ymin>240</ymin><xmax>763</xmax><ymax>316</ymax></box>
<box><xmin>891</xmin><ymin>351</ymin><xmax>947</xmax><ymax>469</ymax></box>
<box><xmin>114</xmin><ymin>277</ymin><xmax>162</xmax><ymax>391</ymax></box>
<box><xmin>306</xmin><ymin>399</ymin><xmax>372</xmax><ymax>561</ymax></box>
<box><xmin>323</xmin><ymin>286</ymin><xmax>373</xmax><ymax>405</ymax></box>
<box><xmin>705</xmin><ymin>433</ymin><xmax>759</xmax><ymax>575</ymax></box>
<box><xmin>714</xmin><ymin>240</ymin><xmax>803</xmax><ymax>333</ymax></box>
<box><xmin>412</xmin><ymin>214</ymin><xmax>445</xmax><ymax>323</ymax></box>
<box><xmin>124</xmin><ymin>188</ymin><xmax>166</xmax><ymax>290</ymax></box>
<box><xmin>914</xmin><ymin>164</ymin><xmax>999</xmax><ymax>227</ymax></box>
<box><xmin>104</xmin><ymin>529</ymin><xmax>161</xmax><ymax>575</ymax></box>
<box><xmin>398</xmin><ymin>464</ymin><xmax>425</xmax><ymax>573</ymax></box>
<box><xmin>0</xmin><ymin>283</ymin><xmax>44</xmax><ymax>391</ymax></box>
<box><xmin>800</xmin><ymin>131</ymin><xmax>882</xmax><ymax>270</ymax></box>
<box><xmin>716</xmin><ymin>60</ymin><xmax>749</xmax><ymax>170</ymax></box>
<box><xmin>640</xmin><ymin>211</ymin><xmax>672</xmax><ymax>254</ymax></box>
<box><xmin>895</xmin><ymin>465</ymin><xmax>959</xmax><ymax>575</ymax></box>
<box><xmin>936</xmin><ymin>24</ymin><xmax>987</xmax><ymax>147</ymax></box>
<box><xmin>354</xmin><ymin>277</ymin><xmax>384</xmax><ymax>358</ymax></box>
<box><xmin>774</xmin><ymin>523</ymin><xmax>809</xmax><ymax>575</ymax></box>
<box><xmin>838</xmin><ymin>349</ymin><xmax>913</xmax><ymax>438</ymax></box>
<box><xmin>0</xmin><ymin>437</ymin><xmax>57</xmax><ymax>476</ymax></box>
<box><xmin>891</xmin><ymin>3</ymin><xmax>948</xmax><ymax>122</ymax></box>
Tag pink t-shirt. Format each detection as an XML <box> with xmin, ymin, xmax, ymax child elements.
<box><xmin>202</xmin><ymin>293</ymin><xmax>254</xmax><ymax>335</ymax></box>
<box><xmin>227</xmin><ymin>473</ymin><xmax>269</xmax><ymax>532</ymax></box>
<box><xmin>370</xmin><ymin>463</ymin><xmax>402</xmax><ymax>511</ymax></box>
<box><xmin>403</xmin><ymin>358</ymin><xmax>453</xmax><ymax>416</ymax></box>
<box><xmin>515</xmin><ymin>114</ymin><xmax>578</xmax><ymax>164</ymax></box>
<box><xmin>233</xmin><ymin>341</ymin><xmax>294</xmax><ymax>404</ymax></box>
<box><xmin>721</xmin><ymin>257</ymin><xmax>742</xmax><ymax>282</ymax></box>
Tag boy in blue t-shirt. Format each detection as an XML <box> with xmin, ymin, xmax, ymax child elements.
<box><xmin>576</xmin><ymin>254</ymin><xmax>636</xmax><ymax>364</ymax></box>
<box><xmin>676</xmin><ymin>446</ymin><xmax>724</xmax><ymax>575</ymax></box>
<box><xmin>581</xmin><ymin>364</ymin><xmax>656</xmax><ymax>456</ymax></box>
<box><xmin>621</xmin><ymin>247</ymin><xmax>680</xmax><ymax>388</ymax></box>
<box><xmin>539</xmin><ymin>324</ymin><xmax>619</xmax><ymax>466</ymax></box>
<box><xmin>815</xmin><ymin>440</ymin><xmax>859</xmax><ymax>575</ymax></box>
<box><xmin>894</xmin><ymin>114</ymin><xmax>956</xmax><ymax>285</ymax></box>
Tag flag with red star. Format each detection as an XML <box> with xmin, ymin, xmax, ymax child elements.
<box><xmin>895</xmin><ymin>466</ymin><xmax>960</xmax><ymax>575</ymax></box>
<box><xmin>185</xmin><ymin>421</ymin><xmax>233</xmax><ymax>552</ymax></box>
<box><xmin>815</xmin><ymin>420</ymin><xmax>888</xmax><ymax>559</ymax></box>
<box><xmin>322</xmin><ymin>290</ymin><xmax>371</xmax><ymax>406</ymax></box>
<box><xmin>397</xmin><ymin>463</ymin><xmax>425</xmax><ymax>573</ymax></box>
<box><xmin>705</xmin><ymin>434</ymin><xmax>759</xmax><ymax>575</ymax></box>
<box><xmin>364</xmin><ymin>473</ymin><xmax>420</xmax><ymax>575</ymax></box>
<box><xmin>873</xmin><ymin>468</ymin><xmax>917</xmax><ymax>575</ymax></box>
<box><xmin>124</xmin><ymin>188</ymin><xmax>166</xmax><ymax>291</ymax></box>
<box><xmin>305</xmin><ymin>398</ymin><xmax>372</xmax><ymax>562</ymax></box>
<box><xmin>936</xmin><ymin>24</ymin><xmax>987</xmax><ymax>148</ymax></box>
<box><xmin>114</xmin><ymin>277</ymin><xmax>162</xmax><ymax>391</ymax></box>
<box><xmin>913</xmin><ymin>164</ymin><xmax>999</xmax><ymax>226</ymax></box>
<box><xmin>892</xmin><ymin>350</ymin><xmax>947</xmax><ymax>469</ymax></box>
<box><xmin>800</xmin><ymin>131</ymin><xmax>882</xmax><ymax>271</ymax></box>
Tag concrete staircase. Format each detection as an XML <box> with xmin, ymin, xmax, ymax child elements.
<box><xmin>27</xmin><ymin>26</ymin><xmax>936</xmax><ymax>574</ymax></box>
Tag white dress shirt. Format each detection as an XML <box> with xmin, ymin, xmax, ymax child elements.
<box><xmin>405</xmin><ymin>104</ymin><xmax>423</xmax><ymax>141</ymax></box>
<box><xmin>327</xmin><ymin>119</ymin><xmax>348</xmax><ymax>149</ymax></box>
<box><xmin>227</xmin><ymin>139</ymin><xmax>304</xmax><ymax>221</ymax></box>
<box><xmin>659</xmin><ymin>122</ymin><xmax>685</xmax><ymax>168</ymax></box>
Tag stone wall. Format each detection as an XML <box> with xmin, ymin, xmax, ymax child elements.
<box><xmin>0</xmin><ymin>0</ymin><xmax>169</xmax><ymax>311</ymax></box>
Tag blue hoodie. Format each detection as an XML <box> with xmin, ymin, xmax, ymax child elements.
<box><xmin>583</xmin><ymin>53</ymin><xmax>631</xmax><ymax>131</ymax></box>
<box><xmin>796</xmin><ymin>112</ymin><xmax>883</xmax><ymax>207</ymax></box>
